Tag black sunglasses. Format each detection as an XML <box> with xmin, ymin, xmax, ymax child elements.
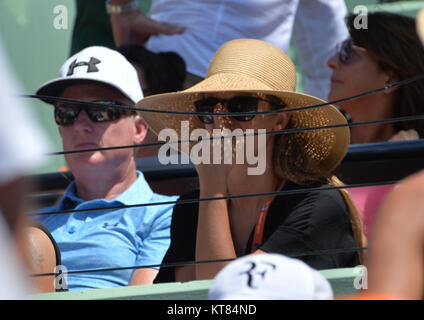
<box><xmin>337</xmin><ymin>38</ymin><xmax>366</xmax><ymax>65</ymax></box>
<box><xmin>54</xmin><ymin>101</ymin><xmax>132</xmax><ymax>126</ymax></box>
<box><xmin>194</xmin><ymin>95</ymin><xmax>280</xmax><ymax>124</ymax></box>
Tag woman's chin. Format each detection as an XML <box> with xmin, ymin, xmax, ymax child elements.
<box><xmin>327</xmin><ymin>91</ymin><xmax>339</xmax><ymax>103</ymax></box>
<box><xmin>327</xmin><ymin>84</ymin><xmax>346</xmax><ymax>102</ymax></box>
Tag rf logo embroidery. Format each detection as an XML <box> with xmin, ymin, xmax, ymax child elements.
<box><xmin>67</xmin><ymin>57</ymin><xmax>101</xmax><ymax>76</ymax></box>
<box><xmin>239</xmin><ymin>260</ymin><xmax>276</xmax><ymax>288</ymax></box>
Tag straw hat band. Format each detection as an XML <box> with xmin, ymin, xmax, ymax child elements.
<box><xmin>206</xmin><ymin>39</ymin><xmax>297</xmax><ymax>92</ymax></box>
<box><xmin>185</xmin><ymin>73</ymin><xmax>277</xmax><ymax>92</ymax></box>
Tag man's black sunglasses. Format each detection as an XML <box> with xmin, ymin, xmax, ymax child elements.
<box><xmin>54</xmin><ymin>101</ymin><xmax>132</xmax><ymax>126</ymax></box>
<box><xmin>194</xmin><ymin>95</ymin><xmax>283</xmax><ymax>124</ymax></box>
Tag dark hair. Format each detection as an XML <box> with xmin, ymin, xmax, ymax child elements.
<box><xmin>347</xmin><ymin>12</ymin><xmax>424</xmax><ymax>137</ymax></box>
<box><xmin>117</xmin><ymin>44</ymin><xmax>186</xmax><ymax>95</ymax></box>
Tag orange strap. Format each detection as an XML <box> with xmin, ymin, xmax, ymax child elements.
<box><xmin>251</xmin><ymin>198</ymin><xmax>273</xmax><ymax>252</ymax></box>
<box><xmin>251</xmin><ymin>177</ymin><xmax>283</xmax><ymax>253</ymax></box>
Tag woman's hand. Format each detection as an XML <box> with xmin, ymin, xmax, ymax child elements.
<box><xmin>194</xmin><ymin>127</ymin><xmax>234</xmax><ymax>193</ymax></box>
<box><xmin>194</xmin><ymin>126</ymin><xmax>237</xmax><ymax>279</ymax></box>
<box><xmin>389</xmin><ymin>129</ymin><xmax>420</xmax><ymax>142</ymax></box>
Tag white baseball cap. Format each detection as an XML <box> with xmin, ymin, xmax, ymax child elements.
<box><xmin>208</xmin><ymin>254</ymin><xmax>334</xmax><ymax>300</ymax></box>
<box><xmin>36</xmin><ymin>46</ymin><xmax>143</xmax><ymax>104</ymax></box>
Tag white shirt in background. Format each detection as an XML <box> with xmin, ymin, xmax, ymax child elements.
<box><xmin>146</xmin><ymin>0</ymin><xmax>349</xmax><ymax>100</ymax></box>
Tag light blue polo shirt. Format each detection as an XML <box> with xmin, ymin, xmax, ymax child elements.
<box><xmin>36</xmin><ymin>171</ymin><xmax>177</xmax><ymax>291</ymax></box>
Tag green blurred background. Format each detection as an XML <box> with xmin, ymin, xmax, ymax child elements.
<box><xmin>0</xmin><ymin>0</ymin><xmax>422</xmax><ymax>174</ymax></box>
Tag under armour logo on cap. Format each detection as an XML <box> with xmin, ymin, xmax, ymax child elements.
<box><xmin>36</xmin><ymin>46</ymin><xmax>143</xmax><ymax>104</ymax></box>
<box><xmin>67</xmin><ymin>57</ymin><xmax>101</xmax><ymax>76</ymax></box>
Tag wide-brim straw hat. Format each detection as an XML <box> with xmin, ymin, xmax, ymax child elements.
<box><xmin>136</xmin><ymin>39</ymin><xmax>350</xmax><ymax>177</ymax></box>
<box><xmin>418</xmin><ymin>8</ymin><xmax>424</xmax><ymax>46</ymax></box>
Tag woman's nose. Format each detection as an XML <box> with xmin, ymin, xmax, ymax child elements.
<box><xmin>213</xmin><ymin>103</ymin><xmax>234</xmax><ymax>129</ymax></box>
<box><xmin>327</xmin><ymin>53</ymin><xmax>340</xmax><ymax>70</ymax></box>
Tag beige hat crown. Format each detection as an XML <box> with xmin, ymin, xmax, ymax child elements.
<box><xmin>204</xmin><ymin>39</ymin><xmax>297</xmax><ymax>92</ymax></box>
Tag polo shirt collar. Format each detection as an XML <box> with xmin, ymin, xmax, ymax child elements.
<box><xmin>114</xmin><ymin>170</ymin><xmax>153</xmax><ymax>205</ymax></box>
<box><xmin>58</xmin><ymin>170</ymin><xmax>153</xmax><ymax>210</ymax></box>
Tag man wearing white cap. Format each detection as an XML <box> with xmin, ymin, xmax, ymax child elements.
<box><xmin>35</xmin><ymin>46</ymin><xmax>177</xmax><ymax>291</ymax></box>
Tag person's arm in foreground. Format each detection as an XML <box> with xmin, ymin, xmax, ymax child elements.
<box><xmin>366</xmin><ymin>170</ymin><xmax>424</xmax><ymax>299</ymax></box>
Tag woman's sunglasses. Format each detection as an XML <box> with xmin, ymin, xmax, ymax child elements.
<box><xmin>337</xmin><ymin>38</ymin><xmax>366</xmax><ymax>65</ymax></box>
<box><xmin>54</xmin><ymin>101</ymin><xmax>131</xmax><ymax>126</ymax></box>
<box><xmin>194</xmin><ymin>95</ymin><xmax>279</xmax><ymax>124</ymax></box>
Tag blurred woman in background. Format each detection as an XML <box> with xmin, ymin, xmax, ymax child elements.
<box><xmin>328</xmin><ymin>11</ymin><xmax>424</xmax><ymax>144</ymax></box>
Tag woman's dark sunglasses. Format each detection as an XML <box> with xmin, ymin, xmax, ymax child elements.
<box><xmin>54</xmin><ymin>101</ymin><xmax>131</xmax><ymax>126</ymax></box>
<box><xmin>194</xmin><ymin>96</ymin><xmax>279</xmax><ymax>124</ymax></box>
<box><xmin>337</xmin><ymin>38</ymin><xmax>366</xmax><ymax>65</ymax></box>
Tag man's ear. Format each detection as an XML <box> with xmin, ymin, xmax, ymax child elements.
<box><xmin>133</xmin><ymin>114</ymin><xmax>148</xmax><ymax>145</ymax></box>
<box><xmin>58</xmin><ymin>125</ymin><xmax>64</xmax><ymax>139</ymax></box>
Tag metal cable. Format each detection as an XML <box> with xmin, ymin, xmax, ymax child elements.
<box><xmin>43</xmin><ymin>113</ymin><xmax>424</xmax><ymax>157</ymax></box>
<box><xmin>31</xmin><ymin>246</ymin><xmax>367</xmax><ymax>278</ymax></box>
<box><xmin>21</xmin><ymin>73</ymin><xmax>424</xmax><ymax>119</ymax></box>
<box><xmin>19</xmin><ymin>73</ymin><xmax>424</xmax><ymax>156</ymax></box>
<box><xmin>30</xmin><ymin>180</ymin><xmax>397</xmax><ymax>217</ymax></box>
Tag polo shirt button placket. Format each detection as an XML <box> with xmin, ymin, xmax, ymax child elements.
<box><xmin>68</xmin><ymin>226</ymin><xmax>77</xmax><ymax>234</ymax></box>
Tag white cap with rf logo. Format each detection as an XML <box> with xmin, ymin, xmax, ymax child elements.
<box><xmin>208</xmin><ymin>253</ymin><xmax>333</xmax><ymax>300</ymax></box>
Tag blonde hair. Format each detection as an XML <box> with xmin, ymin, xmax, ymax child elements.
<box><xmin>329</xmin><ymin>175</ymin><xmax>367</xmax><ymax>264</ymax></box>
<box><xmin>272</xmin><ymin>121</ymin><xmax>367</xmax><ymax>263</ymax></box>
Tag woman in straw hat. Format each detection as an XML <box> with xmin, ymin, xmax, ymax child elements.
<box><xmin>137</xmin><ymin>39</ymin><xmax>365</xmax><ymax>282</ymax></box>
<box><xmin>328</xmin><ymin>11</ymin><xmax>424</xmax><ymax>144</ymax></box>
